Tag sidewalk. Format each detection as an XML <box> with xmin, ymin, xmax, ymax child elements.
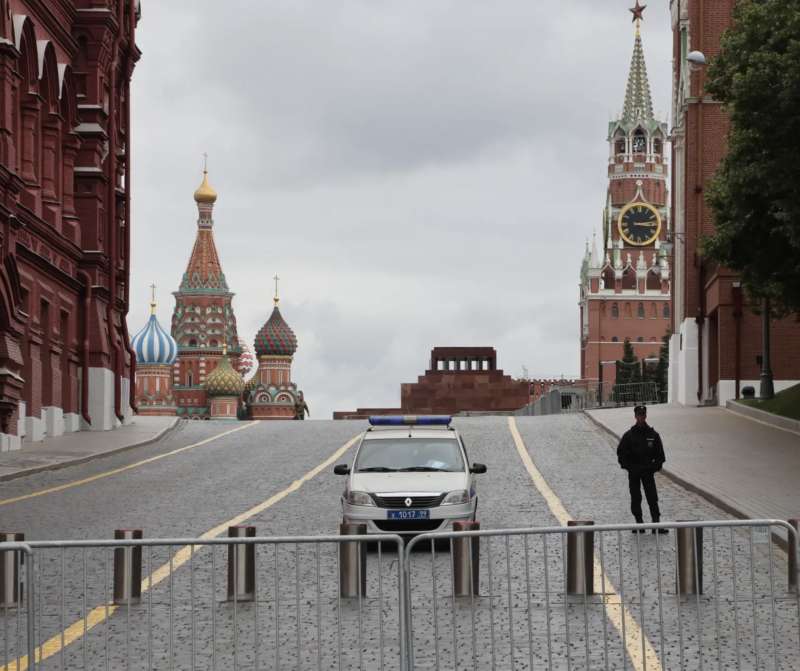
<box><xmin>586</xmin><ymin>404</ymin><xmax>800</xmax><ymax>528</ymax></box>
<box><xmin>0</xmin><ymin>416</ymin><xmax>178</xmax><ymax>481</ymax></box>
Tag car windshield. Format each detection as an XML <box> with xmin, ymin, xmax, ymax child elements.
<box><xmin>355</xmin><ymin>438</ymin><xmax>465</xmax><ymax>473</ymax></box>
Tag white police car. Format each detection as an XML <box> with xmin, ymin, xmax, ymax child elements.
<box><xmin>333</xmin><ymin>416</ymin><xmax>486</xmax><ymax>535</ymax></box>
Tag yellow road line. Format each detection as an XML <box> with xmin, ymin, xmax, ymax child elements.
<box><xmin>508</xmin><ymin>417</ymin><xmax>661</xmax><ymax>671</ymax></box>
<box><xmin>0</xmin><ymin>422</ymin><xmax>258</xmax><ymax>507</ymax></box>
<box><xmin>2</xmin><ymin>433</ymin><xmax>360</xmax><ymax>671</ymax></box>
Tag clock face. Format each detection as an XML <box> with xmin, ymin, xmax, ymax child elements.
<box><xmin>618</xmin><ymin>202</ymin><xmax>661</xmax><ymax>246</ymax></box>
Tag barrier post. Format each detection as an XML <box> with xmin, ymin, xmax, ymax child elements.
<box><xmin>0</xmin><ymin>532</ymin><xmax>24</xmax><ymax>607</ymax></box>
<box><xmin>339</xmin><ymin>523</ymin><xmax>367</xmax><ymax>598</ymax></box>
<box><xmin>567</xmin><ymin>521</ymin><xmax>594</xmax><ymax>596</ymax></box>
<box><xmin>676</xmin><ymin>523</ymin><xmax>703</xmax><ymax>595</ymax></box>
<box><xmin>227</xmin><ymin>525</ymin><xmax>256</xmax><ymax>601</ymax></box>
<box><xmin>113</xmin><ymin>529</ymin><xmax>143</xmax><ymax>605</ymax></box>
<box><xmin>452</xmin><ymin>521</ymin><xmax>480</xmax><ymax>597</ymax></box>
<box><xmin>788</xmin><ymin>518</ymin><xmax>799</xmax><ymax>593</ymax></box>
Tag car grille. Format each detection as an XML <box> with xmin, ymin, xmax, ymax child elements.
<box><xmin>374</xmin><ymin>520</ymin><xmax>444</xmax><ymax>533</ymax></box>
<box><xmin>372</xmin><ymin>494</ymin><xmax>445</xmax><ymax>509</ymax></box>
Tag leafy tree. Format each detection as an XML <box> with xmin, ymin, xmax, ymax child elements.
<box><xmin>703</xmin><ymin>0</ymin><xmax>800</xmax><ymax>312</ymax></box>
<box><xmin>613</xmin><ymin>338</ymin><xmax>641</xmax><ymax>404</ymax></box>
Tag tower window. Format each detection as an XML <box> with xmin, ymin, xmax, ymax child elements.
<box><xmin>663</xmin><ymin>303</ymin><xmax>671</xmax><ymax>319</ymax></box>
<box><xmin>611</xmin><ymin>336</ymin><xmax>619</xmax><ymax>342</ymax></box>
<box><xmin>615</xmin><ymin>137</ymin><xmax>625</xmax><ymax>155</ymax></box>
<box><xmin>653</xmin><ymin>138</ymin><xmax>663</xmax><ymax>155</ymax></box>
<box><xmin>632</xmin><ymin>130</ymin><xmax>646</xmax><ymax>154</ymax></box>
<box><xmin>637</xmin><ymin>302</ymin><xmax>645</xmax><ymax>319</ymax></box>
<box><xmin>611</xmin><ymin>303</ymin><xmax>619</xmax><ymax>319</ymax></box>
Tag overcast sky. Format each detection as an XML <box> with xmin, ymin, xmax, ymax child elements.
<box><xmin>129</xmin><ymin>0</ymin><xmax>673</xmax><ymax>418</ymax></box>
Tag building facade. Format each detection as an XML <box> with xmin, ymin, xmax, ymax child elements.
<box><xmin>668</xmin><ymin>0</ymin><xmax>800</xmax><ymax>405</ymax></box>
<box><xmin>0</xmin><ymin>0</ymin><xmax>140</xmax><ymax>450</ymax></box>
<box><xmin>170</xmin><ymin>170</ymin><xmax>242</xmax><ymax>419</ymax></box>
<box><xmin>579</xmin><ymin>12</ymin><xmax>672</xmax><ymax>396</ymax></box>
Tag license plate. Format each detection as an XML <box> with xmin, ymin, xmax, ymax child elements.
<box><xmin>388</xmin><ymin>509</ymin><xmax>430</xmax><ymax>520</ymax></box>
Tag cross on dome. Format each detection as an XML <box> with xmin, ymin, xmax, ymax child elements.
<box><xmin>273</xmin><ymin>273</ymin><xmax>280</xmax><ymax>306</ymax></box>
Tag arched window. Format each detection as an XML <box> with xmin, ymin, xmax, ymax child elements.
<box><xmin>602</xmin><ymin>266</ymin><xmax>615</xmax><ymax>289</ymax></box>
<box><xmin>615</xmin><ymin>136</ymin><xmax>626</xmax><ymax>155</ymax></box>
<box><xmin>663</xmin><ymin>303</ymin><xmax>671</xmax><ymax>319</ymax></box>
<box><xmin>632</xmin><ymin>129</ymin><xmax>646</xmax><ymax>154</ymax></box>
<box><xmin>650</xmin><ymin>302</ymin><xmax>657</xmax><ymax>318</ymax></box>
<box><xmin>621</xmin><ymin>267</ymin><xmax>636</xmax><ymax>290</ymax></box>
<box><xmin>637</xmin><ymin>302</ymin><xmax>645</xmax><ymax>318</ymax></box>
<box><xmin>646</xmin><ymin>270</ymin><xmax>661</xmax><ymax>291</ymax></box>
<box><xmin>637</xmin><ymin>336</ymin><xmax>644</xmax><ymax>342</ymax></box>
<box><xmin>624</xmin><ymin>303</ymin><xmax>632</xmax><ymax>319</ymax></box>
<box><xmin>653</xmin><ymin>137</ymin><xmax>663</xmax><ymax>155</ymax></box>
<box><xmin>611</xmin><ymin>336</ymin><xmax>619</xmax><ymax>343</ymax></box>
<box><xmin>189</xmin><ymin>338</ymin><xmax>197</xmax><ymax>347</ymax></box>
<box><xmin>187</xmin><ymin>371</ymin><xmax>193</xmax><ymax>386</ymax></box>
<box><xmin>611</xmin><ymin>303</ymin><xmax>619</xmax><ymax>319</ymax></box>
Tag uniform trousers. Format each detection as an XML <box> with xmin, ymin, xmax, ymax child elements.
<box><xmin>627</xmin><ymin>469</ymin><xmax>660</xmax><ymax>522</ymax></box>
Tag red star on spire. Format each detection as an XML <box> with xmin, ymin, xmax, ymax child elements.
<box><xmin>629</xmin><ymin>0</ymin><xmax>646</xmax><ymax>22</ymax></box>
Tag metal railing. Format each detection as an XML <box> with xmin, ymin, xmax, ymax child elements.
<box><xmin>3</xmin><ymin>520</ymin><xmax>799</xmax><ymax>670</ymax></box>
<box><xmin>404</xmin><ymin>520</ymin><xmax>800</xmax><ymax>670</ymax></box>
<box><xmin>1</xmin><ymin>534</ymin><xmax>405</xmax><ymax>671</ymax></box>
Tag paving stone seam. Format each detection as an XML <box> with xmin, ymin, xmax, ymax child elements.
<box><xmin>0</xmin><ymin>418</ymin><xmax>181</xmax><ymax>484</ymax></box>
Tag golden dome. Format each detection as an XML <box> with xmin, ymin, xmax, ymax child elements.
<box><xmin>193</xmin><ymin>170</ymin><xmax>217</xmax><ymax>204</ymax></box>
<box><xmin>205</xmin><ymin>353</ymin><xmax>244</xmax><ymax>396</ymax></box>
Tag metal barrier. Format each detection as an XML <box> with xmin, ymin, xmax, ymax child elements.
<box><xmin>1</xmin><ymin>533</ymin><xmax>406</xmax><ymax>671</ymax></box>
<box><xmin>405</xmin><ymin>519</ymin><xmax>800</xmax><ymax>670</ymax></box>
<box><xmin>3</xmin><ymin>520</ymin><xmax>800</xmax><ymax>670</ymax></box>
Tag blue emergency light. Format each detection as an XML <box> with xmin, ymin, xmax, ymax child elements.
<box><xmin>368</xmin><ymin>415</ymin><xmax>452</xmax><ymax>426</ymax></box>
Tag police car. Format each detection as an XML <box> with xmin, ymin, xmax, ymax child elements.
<box><xmin>333</xmin><ymin>416</ymin><xmax>486</xmax><ymax>535</ymax></box>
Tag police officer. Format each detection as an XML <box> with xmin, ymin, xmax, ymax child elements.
<box><xmin>616</xmin><ymin>405</ymin><xmax>667</xmax><ymax>533</ymax></box>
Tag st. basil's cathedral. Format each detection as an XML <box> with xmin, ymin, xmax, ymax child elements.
<box><xmin>131</xmin><ymin>169</ymin><xmax>306</xmax><ymax>420</ymax></box>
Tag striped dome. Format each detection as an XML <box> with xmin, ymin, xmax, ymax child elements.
<box><xmin>132</xmin><ymin>314</ymin><xmax>178</xmax><ymax>365</ymax></box>
<box><xmin>254</xmin><ymin>305</ymin><xmax>297</xmax><ymax>356</ymax></box>
<box><xmin>205</xmin><ymin>354</ymin><xmax>245</xmax><ymax>396</ymax></box>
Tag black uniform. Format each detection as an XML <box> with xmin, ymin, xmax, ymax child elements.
<box><xmin>616</xmin><ymin>422</ymin><xmax>666</xmax><ymax>523</ymax></box>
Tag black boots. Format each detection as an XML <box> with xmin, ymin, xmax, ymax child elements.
<box><xmin>632</xmin><ymin>518</ymin><xmax>647</xmax><ymax>534</ymax></box>
<box><xmin>651</xmin><ymin>517</ymin><xmax>669</xmax><ymax>534</ymax></box>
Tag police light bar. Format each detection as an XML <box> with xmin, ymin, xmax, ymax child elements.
<box><xmin>368</xmin><ymin>415</ymin><xmax>452</xmax><ymax>426</ymax></box>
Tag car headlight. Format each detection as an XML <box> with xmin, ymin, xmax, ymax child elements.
<box><xmin>346</xmin><ymin>491</ymin><xmax>375</xmax><ymax>506</ymax></box>
<box><xmin>441</xmin><ymin>489</ymin><xmax>470</xmax><ymax>505</ymax></box>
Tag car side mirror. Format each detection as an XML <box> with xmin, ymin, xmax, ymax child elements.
<box><xmin>333</xmin><ymin>464</ymin><xmax>350</xmax><ymax>475</ymax></box>
<box><xmin>470</xmin><ymin>463</ymin><xmax>487</xmax><ymax>474</ymax></box>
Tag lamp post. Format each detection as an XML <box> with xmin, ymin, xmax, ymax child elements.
<box><xmin>760</xmin><ymin>296</ymin><xmax>775</xmax><ymax>399</ymax></box>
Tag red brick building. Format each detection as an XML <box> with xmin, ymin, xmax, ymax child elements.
<box><xmin>579</xmin><ymin>14</ymin><xmax>672</xmax><ymax>396</ymax></box>
<box><xmin>0</xmin><ymin>0</ymin><xmax>140</xmax><ymax>450</ymax></box>
<box><xmin>668</xmin><ymin>0</ymin><xmax>800</xmax><ymax>405</ymax></box>
<box><xmin>334</xmin><ymin>347</ymin><xmax>530</xmax><ymax>418</ymax></box>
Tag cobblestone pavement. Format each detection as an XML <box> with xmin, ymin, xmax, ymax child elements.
<box><xmin>0</xmin><ymin>415</ymin><xmax>798</xmax><ymax>670</ymax></box>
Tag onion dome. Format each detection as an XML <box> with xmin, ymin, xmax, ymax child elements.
<box><xmin>131</xmin><ymin>307</ymin><xmax>178</xmax><ymax>365</ymax></box>
<box><xmin>205</xmin><ymin>352</ymin><xmax>245</xmax><ymax>396</ymax></box>
<box><xmin>193</xmin><ymin>170</ymin><xmax>217</xmax><ymax>204</ymax></box>
<box><xmin>245</xmin><ymin>372</ymin><xmax>259</xmax><ymax>392</ymax></box>
<box><xmin>254</xmin><ymin>304</ymin><xmax>297</xmax><ymax>356</ymax></box>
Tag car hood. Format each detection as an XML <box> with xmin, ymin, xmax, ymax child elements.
<box><xmin>351</xmin><ymin>472</ymin><xmax>468</xmax><ymax>494</ymax></box>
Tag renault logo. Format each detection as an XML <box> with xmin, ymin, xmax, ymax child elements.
<box><xmin>404</xmin><ymin>497</ymin><xmax>413</xmax><ymax>508</ymax></box>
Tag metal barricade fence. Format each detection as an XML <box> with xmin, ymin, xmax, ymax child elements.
<box><xmin>404</xmin><ymin>520</ymin><xmax>800</xmax><ymax>671</ymax></box>
<box><xmin>3</xmin><ymin>521</ymin><xmax>800</xmax><ymax>670</ymax></box>
<box><xmin>0</xmin><ymin>534</ymin><xmax>406</xmax><ymax>671</ymax></box>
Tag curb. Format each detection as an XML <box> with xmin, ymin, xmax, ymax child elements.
<box><xmin>0</xmin><ymin>417</ymin><xmax>181</xmax><ymax>483</ymax></box>
<box><xmin>582</xmin><ymin>410</ymin><xmax>791</xmax><ymax>551</ymax></box>
<box><xmin>725</xmin><ymin>400</ymin><xmax>800</xmax><ymax>436</ymax></box>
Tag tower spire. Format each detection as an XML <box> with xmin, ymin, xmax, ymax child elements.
<box><xmin>149</xmin><ymin>283</ymin><xmax>157</xmax><ymax>315</ymax></box>
<box><xmin>622</xmin><ymin>2</ymin><xmax>654</xmax><ymax>124</ymax></box>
